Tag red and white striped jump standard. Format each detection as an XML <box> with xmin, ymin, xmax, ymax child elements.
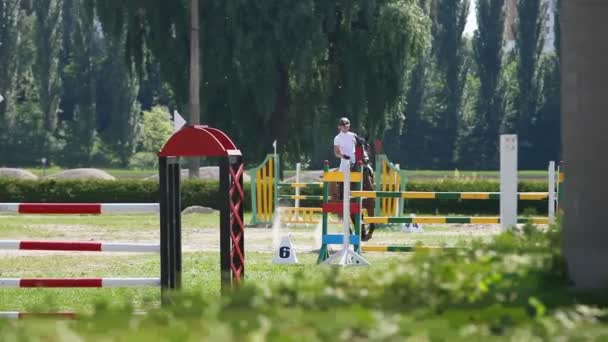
<box><xmin>0</xmin><ymin>240</ymin><xmax>159</xmax><ymax>253</ymax></box>
<box><xmin>0</xmin><ymin>203</ymin><xmax>159</xmax><ymax>214</ymax></box>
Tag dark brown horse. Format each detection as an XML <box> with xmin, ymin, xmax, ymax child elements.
<box><xmin>328</xmin><ymin>137</ymin><xmax>376</xmax><ymax>241</ymax></box>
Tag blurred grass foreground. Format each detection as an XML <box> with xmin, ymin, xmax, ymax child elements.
<box><xmin>2</xmin><ymin>221</ymin><xmax>608</xmax><ymax>341</ymax></box>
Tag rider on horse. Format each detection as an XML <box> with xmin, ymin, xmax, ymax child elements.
<box><xmin>333</xmin><ymin>117</ymin><xmax>376</xmax><ymax>241</ymax></box>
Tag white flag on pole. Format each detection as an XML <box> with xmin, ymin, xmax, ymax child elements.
<box><xmin>173</xmin><ymin>110</ymin><xmax>186</xmax><ymax>132</ymax></box>
<box><xmin>272</xmin><ymin>140</ymin><xmax>277</xmax><ymax>155</ymax></box>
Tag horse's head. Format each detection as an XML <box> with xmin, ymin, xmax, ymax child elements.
<box><xmin>355</xmin><ymin>136</ymin><xmax>371</xmax><ymax>165</ymax></box>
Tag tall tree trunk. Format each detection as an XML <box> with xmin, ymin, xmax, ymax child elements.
<box><xmin>189</xmin><ymin>0</ymin><xmax>200</xmax><ymax>178</ymax></box>
<box><xmin>561</xmin><ymin>0</ymin><xmax>608</xmax><ymax>288</ymax></box>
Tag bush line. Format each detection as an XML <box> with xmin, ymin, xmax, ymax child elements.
<box><xmin>0</xmin><ymin>178</ymin><xmax>549</xmax><ymax>215</ymax></box>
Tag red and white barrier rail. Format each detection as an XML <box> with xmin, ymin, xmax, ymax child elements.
<box><xmin>0</xmin><ymin>278</ymin><xmax>161</xmax><ymax>288</ymax></box>
<box><xmin>0</xmin><ymin>311</ymin><xmax>148</xmax><ymax>319</ymax></box>
<box><xmin>0</xmin><ymin>240</ymin><xmax>160</xmax><ymax>253</ymax></box>
<box><xmin>0</xmin><ymin>203</ymin><xmax>159</xmax><ymax>214</ymax></box>
<box><xmin>0</xmin><ymin>311</ymin><xmax>77</xmax><ymax>319</ymax></box>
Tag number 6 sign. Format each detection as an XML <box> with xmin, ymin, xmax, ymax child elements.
<box><xmin>273</xmin><ymin>236</ymin><xmax>298</xmax><ymax>264</ymax></box>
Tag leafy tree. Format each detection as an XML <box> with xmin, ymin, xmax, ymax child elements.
<box><xmin>513</xmin><ymin>0</ymin><xmax>546</xmax><ymax>166</ymax></box>
<box><xmin>32</xmin><ymin>0</ymin><xmax>63</xmax><ymax>133</ymax></box>
<box><xmin>528</xmin><ymin>53</ymin><xmax>559</xmax><ymax>167</ymax></box>
<box><xmin>88</xmin><ymin>0</ymin><xmax>429</xmax><ymax>167</ymax></box>
<box><xmin>325</xmin><ymin>0</ymin><xmax>428</xmax><ymax>138</ymax></box>
<box><xmin>0</xmin><ymin>0</ymin><xmax>22</xmax><ymax>121</ymax></box>
<box><xmin>129</xmin><ymin>106</ymin><xmax>173</xmax><ymax>169</ymax></box>
<box><xmin>95</xmin><ymin>33</ymin><xmax>141</xmax><ymax>167</ymax></box>
<box><xmin>139</xmin><ymin>106</ymin><xmax>173</xmax><ymax>153</ymax></box>
<box><xmin>461</xmin><ymin>0</ymin><xmax>506</xmax><ymax>169</ymax></box>
<box><xmin>426</xmin><ymin>0</ymin><xmax>471</xmax><ymax>169</ymax></box>
<box><xmin>0</xmin><ymin>0</ymin><xmax>21</xmax><ymax>164</ymax></box>
<box><xmin>137</xmin><ymin>61</ymin><xmax>175</xmax><ymax>112</ymax></box>
<box><xmin>0</xmin><ymin>7</ymin><xmax>53</xmax><ymax>166</ymax></box>
<box><xmin>54</xmin><ymin>0</ymin><xmax>99</xmax><ymax>166</ymax></box>
<box><xmin>384</xmin><ymin>0</ymin><xmax>432</xmax><ymax>168</ymax></box>
<box><xmin>527</xmin><ymin>0</ymin><xmax>560</xmax><ymax>168</ymax></box>
<box><xmin>554</xmin><ymin>0</ymin><xmax>560</xmax><ymax>59</ymax></box>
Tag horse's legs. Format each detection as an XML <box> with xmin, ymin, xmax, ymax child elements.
<box><xmin>354</xmin><ymin>214</ymin><xmax>367</xmax><ymax>241</ymax></box>
<box><xmin>361</xmin><ymin>199</ymin><xmax>375</xmax><ymax>241</ymax></box>
<box><xmin>366</xmin><ymin>223</ymin><xmax>376</xmax><ymax>240</ymax></box>
<box><xmin>347</xmin><ymin>214</ymin><xmax>366</xmax><ymax>239</ymax></box>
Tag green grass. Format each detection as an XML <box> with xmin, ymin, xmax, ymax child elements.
<box><xmin>0</xmin><ymin>212</ymin><xmax>494</xmax><ymax>313</ymax></box>
<box><xmin>0</xmin><ymin>214</ymin><xmax>206</xmax><ymax>239</ymax></box>
<box><xmin>0</xmin><ymin>250</ymin><xmax>396</xmax><ymax>313</ymax></box>
<box><xmin>0</xmin><ymin>244</ymin><xmax>504</xmax><ymax>313</ymax></box>
<box><xmin>0</xmin><ymin>213</ymin><xmax>225</xmax><ymax>230</ymax></box>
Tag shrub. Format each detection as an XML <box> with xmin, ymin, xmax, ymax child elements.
<box><xmin>0</xmin><ymin>178</ymin><xmax>251</xmax><ymax>211</ymax></box>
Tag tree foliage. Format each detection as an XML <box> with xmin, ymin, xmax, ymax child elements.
<box><xmin>95</xmin><ymin>33</ymin><xmax>142</xmax><ymax>167</ymax></box>
<box><xmin>391</xmin><ymin>0</ymin><xmax>469</xmax><ymax>169</ymax></box>
<box><xmin>0</xmin><ymin>0</ymin><xmax>22</xmax><ymax>120</ymax></box>
<box><xmin>461</xmin><ymin>0</ymin><xmax>506</xmax><ymax>169</ymax></box>
<box><xmin>88</xmin><ymin>0</ymin><xmax>429</xmax><ymax>166</ymax></box>
<box><xmin>423</xmin><ymin>0</ymin><xmax>470</xmax><ymax>169</ymax></box>
<box><xmin>32</xmin><ymin>0</ymin><xmax>63</xmax><ymax>133</ymax></box>
<box><xmin>0</xmin><ymin>0</ymin><xmax>562</xmax><ymax>171</ymax></box>
<box><xmin>513</xmin><ymin>0</ymin><xmax>546</xmax><ymax>151</ymax></box>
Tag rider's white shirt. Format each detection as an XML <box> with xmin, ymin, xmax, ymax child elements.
<box><xmin>334</xmin><ymin>131</ymin><xmax>356</xmax><ymax>172</ymax></box>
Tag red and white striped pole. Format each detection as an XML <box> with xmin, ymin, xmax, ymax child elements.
<box><xmin>0</xmin><ymin>312</ymin><xmax>77</xmax><ymax>319</ymax></box>
<box><xmin>0</xmin><ymin>311</ymin><xmax>148</xmax><ymax>319</ymax></box>
<box><xmin>0</xmin><ymin>240</ymin><xmax>159</xmax><ymax>253</ymax></box>
<box><xmin>0</xmin><ymin>278</ymin><xmax>161</xmax><ymax>288</ymax></box>
<box><xmin>0</xmin><ymin>203</ymin><xmax>159</xmax><ymax>214</ymax></box>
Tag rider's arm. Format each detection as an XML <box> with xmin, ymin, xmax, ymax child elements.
<box><xmin>334</xmin><ymin>145</ymin><xmax>345</xmax><ymax>159</ymax></box>
<box><xmin>334</xmin><ymin>145</ymin><xmax>350</xmax><ymax>159</ymax></box>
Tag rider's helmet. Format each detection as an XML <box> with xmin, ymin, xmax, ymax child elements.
<box><xmin>338</xmin><ymin>117</ymin><xmax>350</xmax><ymax>127</ymax></box>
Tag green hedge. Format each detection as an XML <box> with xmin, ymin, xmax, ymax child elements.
<box><xmin>0</xmin><ymin>178</ymin><xmax>552</xmax><ymax>215</ymax></box>
<box><xmin>0</xmin><ymin>179</ymin><xmax>252</xmax><ymax>211</ymax></box>
<box><xmin>404</xmin><ymin>179</ymin><xmax>551</xmax><ymax>215</ymax></box>
<box><xmin>279</xmin><ymin>178</ymin><xmax>552</xmax><ymax>215</ymax></box>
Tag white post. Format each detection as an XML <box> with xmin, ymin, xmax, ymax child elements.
<box><xmin>556</xmin><ymin>162</ymin><xmax>561</xmax><ymax>212</ymax></box>
<box><xmin>295</xmin><ymin>163</ymin><xmax>301</xmax><ymax>208</ymax></box>
<box><xmin>342</xmin><ymin>169</ymin><xmax>351</xmax><ymax>250</ymax></box>
<box><xmin>323</xmin><ymin>162</ymin><xmax>370</xmax><ymax>266</ymax></box>
<box><xmin>500</xmin><ymin>135</ymin><xmax>518</xmax><ymax>230</ymax></box>
<box><xmin>548</xmin><ymin>161</ymin><xmax>556</xmax><ymax>223</ymax></box>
